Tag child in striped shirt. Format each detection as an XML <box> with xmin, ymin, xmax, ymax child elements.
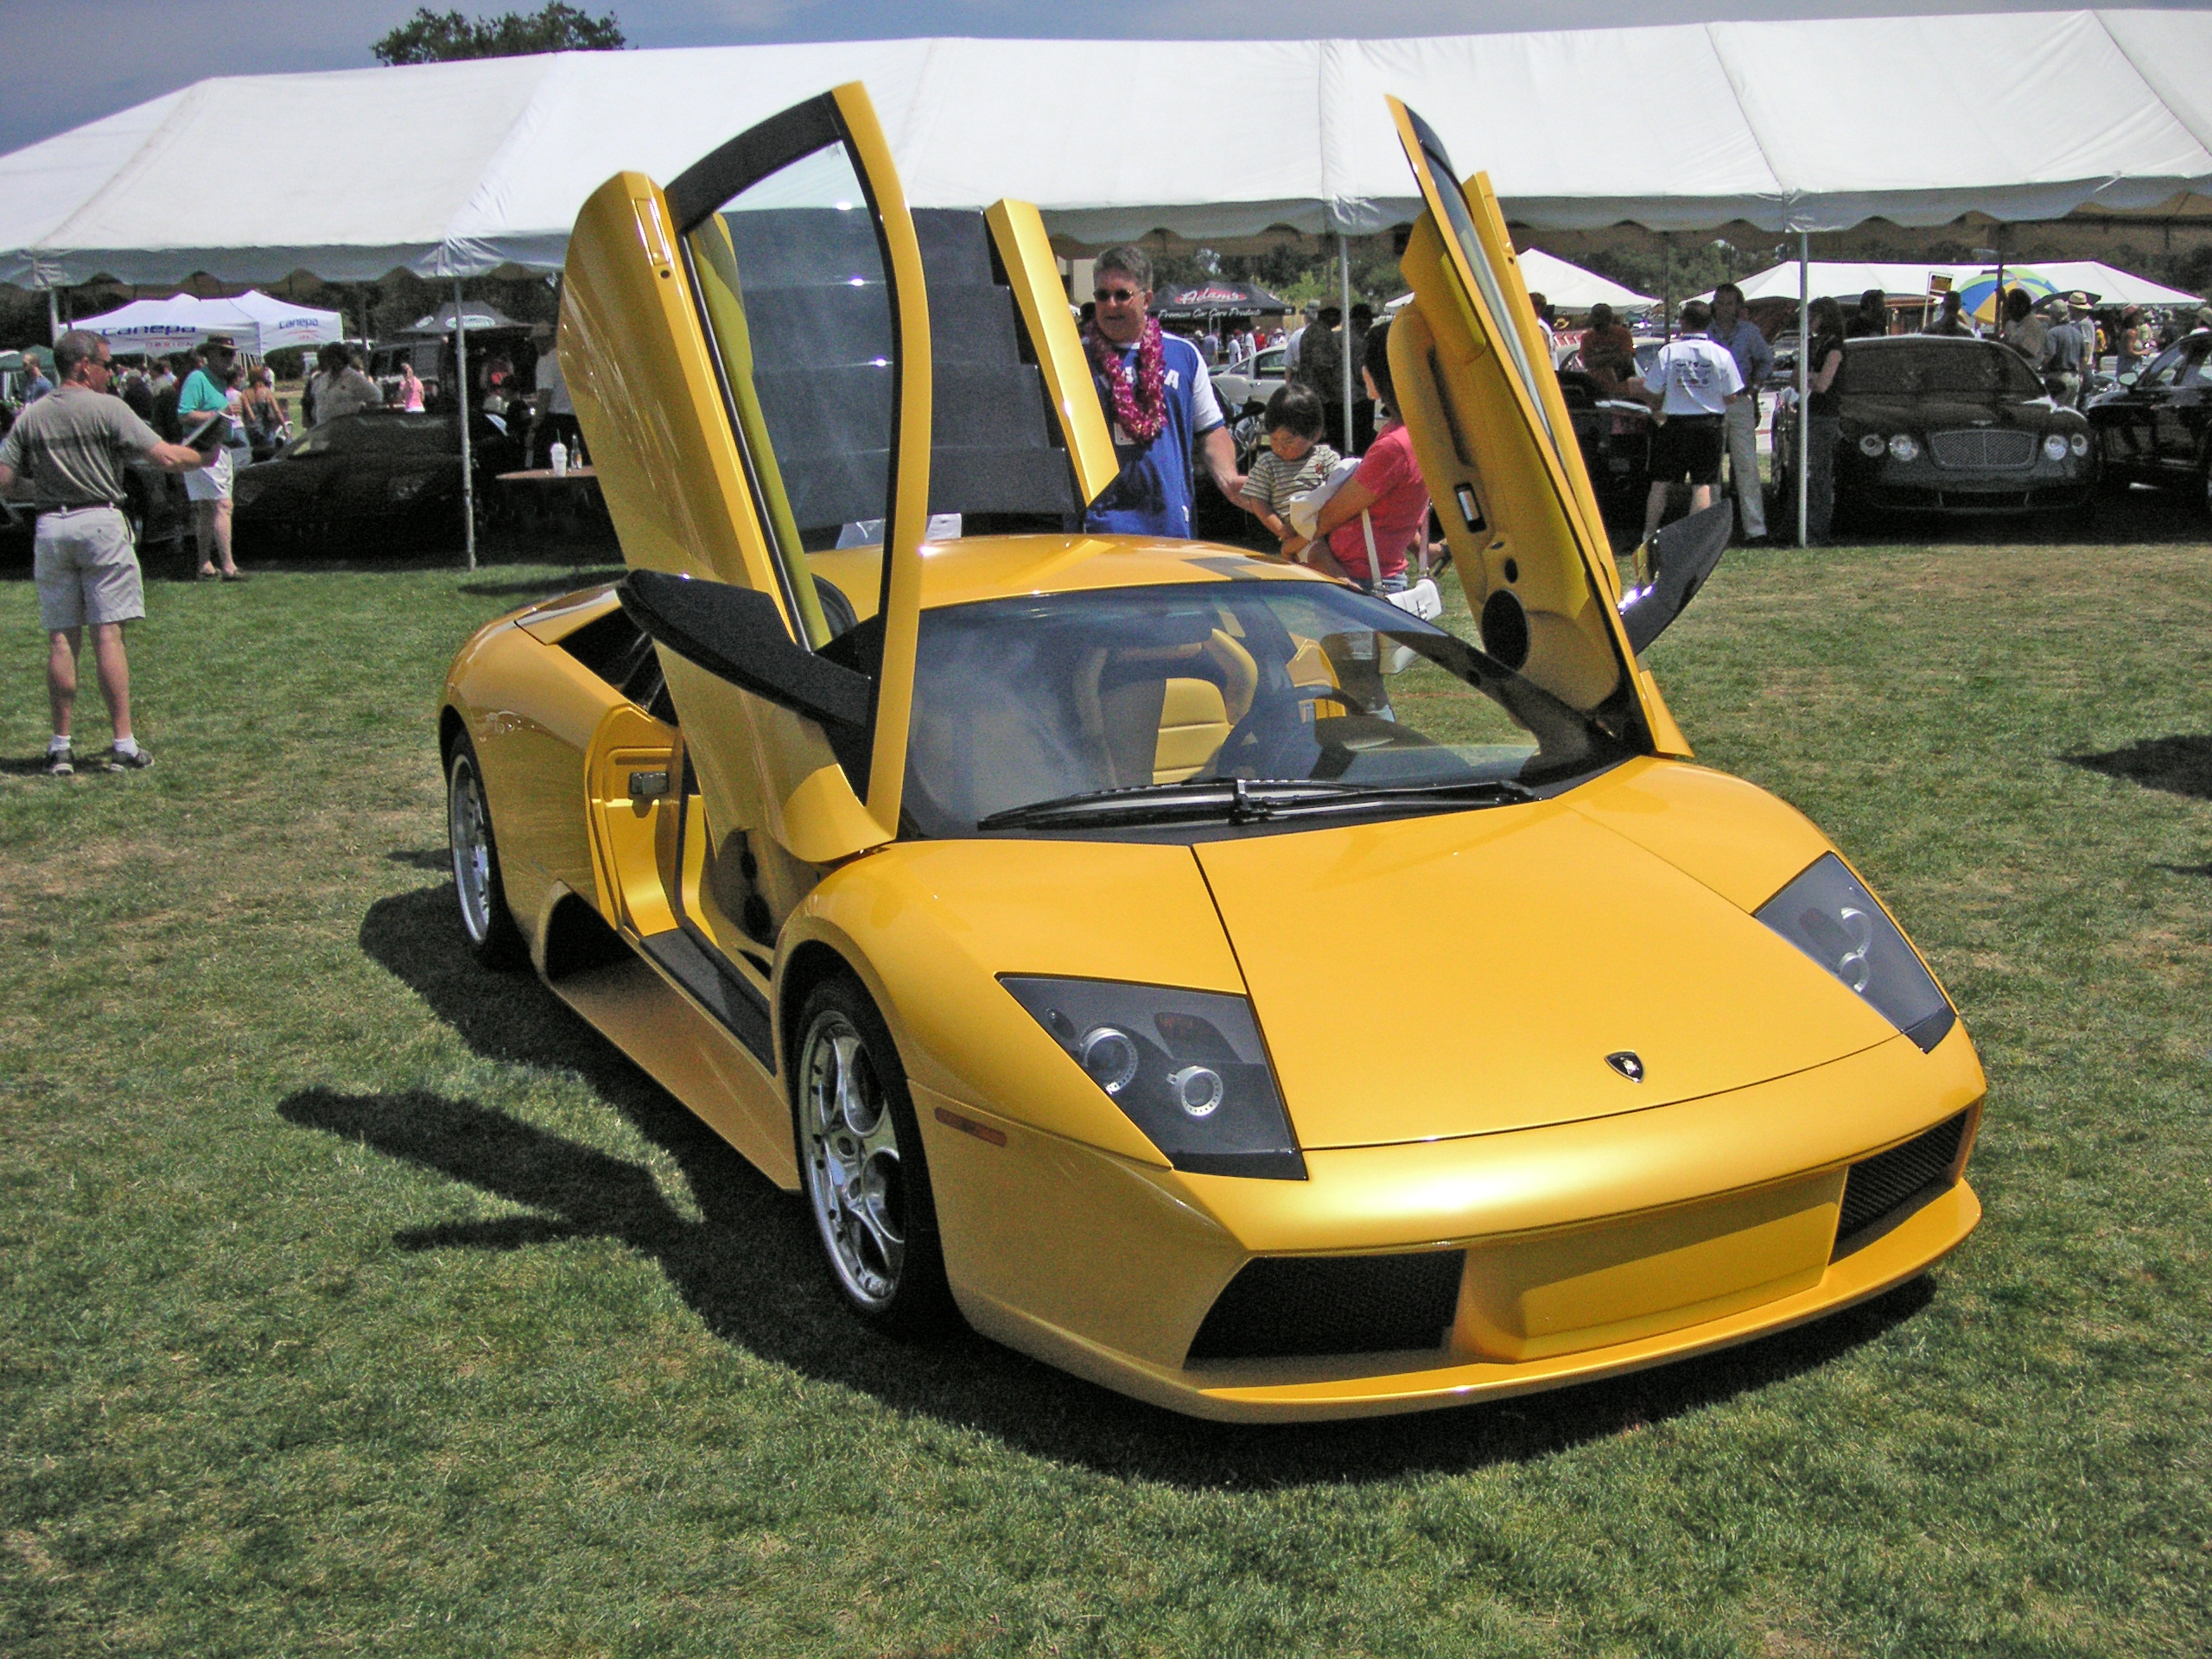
<box><xmin>1236</xmin><ymin>383</ymin><xmax>1340</xmax><ymax>553</ymax></box>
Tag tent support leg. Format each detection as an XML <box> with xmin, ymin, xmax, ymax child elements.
<box><xmin>455</xmin><ymin>277</ymin><xmax>476</xmax><ymax>572</ymax></box>
<box><xmin>1338</xmin><ymin>232</ymin><xmax>1354</xmax><ymax>455</ymax></box>
<box><xmin>47</xmin><ymin>285</ymin><xmax>59</xmax><ymax>344</ymax></box>
<box><xmin>1797</xmin><ymin>232</ymin><xmax>1809</xmax><ymax>549</ymax></box>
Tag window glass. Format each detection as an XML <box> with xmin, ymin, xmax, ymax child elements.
<box><xmin>684</xmin><ymin>139</ymin><xmax>893</xmax><ymax>639</ymax></box>
<box><xmin>1840</xmin><ymin>342</ymin><xmax>2044</xmax><ymax>398</ymax></box>
<box><xmin>899</xmin><ymin>582</ymin><xmax>1632</xmax><ymax>837</ymax></box>
<box><xmin>2140</xmin><ymin>344</ymin><xmax>2188</xmax><ymax>388</ymax></box>
<box><xmin>1416</xmin><ymin>134</ymin><xmax>1559</xmax><ymax>452</ymax></box>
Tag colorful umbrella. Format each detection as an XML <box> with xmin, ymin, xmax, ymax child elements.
<box><xmin>1952</xmin><ymin>267</ymin><xmax>2058</xmax><ymax>327</ymax></box>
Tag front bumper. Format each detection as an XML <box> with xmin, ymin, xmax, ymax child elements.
<box><xmin>1839</xmin><ymin>451</ymin><xmax>2093</xmax><ymax>514</ymax></box>
<box><xmin>921</xmin><ymin>1021</ymin><xmax>1986</xmax><ymax>1421</ymax></box>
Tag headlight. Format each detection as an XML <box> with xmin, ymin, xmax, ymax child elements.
<box><xmin>1858</xmin><ymin>433</ymin><xmax>1886</xmax><ymax>457</ymax></box>
<box><xmin>2068</xmin><ymin>431</ymin><xmax>2090</xmax><ymax>457</ymax></box>
<box><xmin>1757</xmin><ymin>854</ymin><xmax>1955</xmax><ymax>1052</ymax></box>
<box><xmin>1001</xmin><ymin>976</ymin><xmax>1305</xmax><ymax>1179</ymax></box>
<box><xmin>2043</xmin><ymin>434</ymin><xmax>2069</xmax><ymax>462</ymax></box>
<box><xmin>1887</xmin><ymin>434</ymin><xmax>1920</xmax><ymax>461</ymax></box>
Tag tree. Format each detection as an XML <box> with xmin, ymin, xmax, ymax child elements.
<box><xmin>373</xmin><ymin>3</ymin><xmax>625</xmax><ymax>66</ymax></box>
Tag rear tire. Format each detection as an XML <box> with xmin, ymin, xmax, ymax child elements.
<box><xmin>791</xmin><ymin>976</ymin><xmax>957</xmax><ymax>1337</ymax></box>
<box><xmin>446</xmin><ymin>733</ymin><xmax>527</xmax><ymax>970</ymax></box>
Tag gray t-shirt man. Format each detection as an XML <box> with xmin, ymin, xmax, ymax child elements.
<box><xmin>0</xmin><ymin>383</ymin><xmax>164</xmax><ymax>507</ymax></box>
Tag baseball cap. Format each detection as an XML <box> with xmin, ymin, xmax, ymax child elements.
<box><xmin>202</xmin><ymin>333</ymin><xmax>238</xmax><ymax>351</ymax></box>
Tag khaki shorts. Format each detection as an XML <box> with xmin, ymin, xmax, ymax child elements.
<box><xmin>182</xmin><ymin>443</ymin><xmax>233</xmax><ymax>502</ymax></box>
<box><xmin>35</xmin><ymin>506</ymin><xmax>143</xmax><ymax>632</ymax></box>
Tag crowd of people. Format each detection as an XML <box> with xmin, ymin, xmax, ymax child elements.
<box><xmin>1076</xmin><ymin>247</ymin><xmax>1433</xmax><ymax>595</ymax></box>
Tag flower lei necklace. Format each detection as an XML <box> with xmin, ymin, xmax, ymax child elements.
<box><xmin>1085</xmin><ymin>317</ymin><xmax>1167</xmax><ymax>442</ymax></box>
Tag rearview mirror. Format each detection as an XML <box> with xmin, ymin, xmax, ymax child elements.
<box><xmin>617</xmin><ymin>569</ymin><xmax>870</xmax><ymax>737</ymax></box>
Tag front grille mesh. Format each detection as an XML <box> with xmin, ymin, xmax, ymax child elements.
<box><xmin>1929</xmin><ymin>429</ymin><xmax>2035</xmax><ymax>469</ymax></box>
<box><xmin>1185</xmin><ymin>1250</ymin><xmax>1465</xmax><ymax>1364</ymax></box>
<box><xmin>1834</xmin><ymin>1111</ymin><xmax>1969</xmax><ymax>1253</ymax></box>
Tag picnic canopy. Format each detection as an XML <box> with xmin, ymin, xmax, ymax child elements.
<box><xmin>1151</xmin><ymin>280</ymin><xmax>1293</xmax><ymax>321</ymax></box>
<box><xmin>1712</xmin><ymin>258</ymin><xmax>2204</xmax><ymax>308</ymax></box>
<box><xmin>70</xmin><ymin>288</ymin><xmax>342</xmax><ymax>356</ymax></box>
<box><xmin>3</xmin><ymin>10</ymin><xmax>2210</xmax><ymax>287</ymax></box>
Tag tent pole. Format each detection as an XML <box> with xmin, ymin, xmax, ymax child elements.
<box><xmin>47</xmin><ymin>284</ymin><xmax>59</xmax><ymax>344</ymax></box>
<box><xmin>1338</xmin><ymin>232</ymin><xmax>1354</xmax><ymax>454</ymax></box>
<box><xmin>1797</xmin><ymin>232</ymin><xmax>1809</xmax><ymax>549</ymax></box>
<box><xmin>455</xmin><ymin>277</ymin><xmax>476</xmax><ymax>571</ymax></box>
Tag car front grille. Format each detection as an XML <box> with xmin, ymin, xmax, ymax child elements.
<box><xmin>1833</xmin><ymin>1111</ymin><xmax>1969</xmax><ymax>1254</ymax></box>
<box><xmin>1185</xmin><ymin>1250</ymin><xmax>1465</xmax><ymax>1364</ymax></box>
<box><xmin>1929</xmin><ymin>429</ymin><xmax>2035</xmax><ymax>469</ymax></box>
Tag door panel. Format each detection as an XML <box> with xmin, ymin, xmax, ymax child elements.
<box><xmin>563</xmin><ymin>81</ymin><xmax>930</xmax><ymax>872</ymax></box>
<box><xmin>583</xmin><ymin>703</ymin><xmax>678</xmax><ymax>937</ymax></box>
<box><xmin>982</xmin><ymin>199</ymin><xmax>1120</xmax><ymax>507</ymax></box>
<box><xmin>1383</xmin><ymin>97</ymin><xmax>1679</xmax><ymax>754</ymax></box>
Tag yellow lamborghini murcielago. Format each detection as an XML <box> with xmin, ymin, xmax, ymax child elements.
<box><xmin>437</xmin><ymin>86</ymin><xmax>1982</xmax><ymax>1421</ymax></box>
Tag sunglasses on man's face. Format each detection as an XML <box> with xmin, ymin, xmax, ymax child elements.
<box><xmin>1094</xmin><ymin>287</ymin><xmax>1143</xmax><ymax>304</ymax></box>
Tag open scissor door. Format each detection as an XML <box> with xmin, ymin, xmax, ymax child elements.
<box><xmin>563</xmin><ymin>81</ymin><xmax>931</xmax><ymax>868</ymax></box>
<box><xmin>1383</xmin><ymin>98</ymin><xmax>1688</xmax><ymax>756</ymax></box>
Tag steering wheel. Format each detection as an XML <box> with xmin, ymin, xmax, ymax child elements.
<box><xmin>1202</xmin><ymin>682</ymin><xmax>1356</xmax><ymax>781</ymax></box>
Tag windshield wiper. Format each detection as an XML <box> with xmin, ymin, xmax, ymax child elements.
<box><xmin>976</xmin><ymin>776</ymin><xmax>1535</xmax><ymax>833</ymax></box>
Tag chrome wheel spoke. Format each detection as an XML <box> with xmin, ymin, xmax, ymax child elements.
<box><xmin>800</xmin><ymin>1008</ymin><xmax>906</xmax><ymax>1310</ymax></box>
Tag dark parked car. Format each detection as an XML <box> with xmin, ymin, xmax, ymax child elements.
<box><xmin>1556</xmin><ymin>366</ymin><xmax>1652</xmax><ymax>545</ymax></box>
<box><xmin>1773</xmin><ymin>335</ymin><xmax>2095</xmax><ymax>521</ymax></box>
<box><xmin>233</xmin><ymin>409</ymin><xmax>519</xmax><ymax>553</ymax></box>
<box><xmin>2087</xmin><ymin>328</ymin><xmax>2212</xmax><ymax>512</ymax></box>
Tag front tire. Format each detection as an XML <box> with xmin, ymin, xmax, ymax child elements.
<box><xmin>446</xmin><ymin>734</ymin><xmax>527</xmax><ymax>969</ymax></box>
<box><xmin>792</xmin><ymin>977</ymin><xmax>955</xmax><ymax>1336</ymax></box>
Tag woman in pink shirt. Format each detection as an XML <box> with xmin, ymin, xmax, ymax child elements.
<box><xmin>1285</xmin><ymin>319</ymin><xmax>1428</xmax><ymax>594</ymax></box>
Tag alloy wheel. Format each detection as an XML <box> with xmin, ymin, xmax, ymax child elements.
<box><xmin>798</xmin><ymin>1008</ymin><xmax>908</xmax><ymax>1310</ymax></box>
<box><xmin>448</xmin><ymin>752</ymin><xmax>495</xmax><ymax>947</ymax></box>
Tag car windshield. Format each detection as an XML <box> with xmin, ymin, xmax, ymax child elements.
<box><xmin>1841</xmin><ymin>342</ymin><xmax>2044</xmax><ymax>398</ymax></box>
<box><xmin>900</xmin><ymin>580</ymin><xmax>1637</xmax><ymax>837</ymax></box>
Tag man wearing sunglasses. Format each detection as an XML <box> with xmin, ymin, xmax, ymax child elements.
<box><xmin>0</xmin><ymin>331</ymin><xmax>215</xmax><ymax>773</ymax></box>
<box><xmin>1078</xmin><ymin>245</ymin><xmax>1243</xmax><ymax>539</ymax></box>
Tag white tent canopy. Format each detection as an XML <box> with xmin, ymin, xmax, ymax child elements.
<box><xmin>1709</xmin><ymin>257</ymin><xmax>2205</xmax><ymax>307</ymax></box>
<box><xmin>1497</xmin><ymin>249</ymin><xmax>1656</xmax><ymax>312</ymax></box>
<box><xmin>3</xmin><ymin>10</ymin><xmax>2210</xmax><ymax>287</ymax></box>
<box><xmin>70</xmin><ymin>289</ymin><xmax>343</xmax><ymax>355</ymax></box>
<box><xmin>1388</xmin><ymin>247</ymin><xmax>1654</xmax><ymax>315</ymax></box>
<box><xmin>2031</xmin><ymin>260</ymin><xmax>2204</xmax><ymax>307</ymax></box>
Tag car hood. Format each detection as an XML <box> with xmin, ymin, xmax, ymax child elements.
<box><xmin>1841</xmin><ymin>394</ymin><xmax>2067</xmax><ymax>429</ymax></box>
<box><xmin>1194</xmin><ymin>766</ymin><xmax>1903</xmax><ymax>1149</ymax></box>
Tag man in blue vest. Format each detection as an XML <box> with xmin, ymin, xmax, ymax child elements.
<box><xmin>1078</xmin><ymin>246</ymin><xmax>1243</xmax><ymax>539</ymax></box>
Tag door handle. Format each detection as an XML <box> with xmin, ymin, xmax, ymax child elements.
<box><xmin>628</xmin><ymin>769</ymin><xmax>670</xmax><ymax>800</ymax></box>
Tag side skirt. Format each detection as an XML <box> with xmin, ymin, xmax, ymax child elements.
<box><xmin>542</xmin><ymin>896</ymin><xmax>798</xmax><ymax>1190</ymax></box>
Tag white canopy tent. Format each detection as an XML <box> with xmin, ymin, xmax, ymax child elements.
<box><xmin>1387</xmin><ymin>248</ymin><xmax>1656</xmax><ymax>317</ymax></box>
<box><xmin>3</xmin><ymin>11</ymin><xmax>2209</xmax><ymax>286</ymax></box>
<box><xmin>1497</xmin><ymin>249</ymin><xmax>1656</xmax><ymax>313</ymax></box>
<box><xmin>7</xmin><ymin>10</ymin><xmax>2206</xmax><ymax>556</ymax></box>
<box><xmin>71</xmin><ymin>289</ymin><xmax>343</xmax><ymax>357</ymax></box>
<box><xmin>1709</xmin><ymin>258</ymin><xmax>2204</xmax><ymax>308</ymax></box>
<box><xmin>2030</xmin><ymin>260</ymin><xmax>2204</xmax><ymax>307</ymax></box>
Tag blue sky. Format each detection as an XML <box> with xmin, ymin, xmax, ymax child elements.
<box><xmin>3</xmin><ymin>0</ymin><xmax>2200</xmax><ymax>156</ymax></box>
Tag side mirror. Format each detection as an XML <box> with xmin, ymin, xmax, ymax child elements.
<box><xmin>617</xmin><ymin>569</ymin><xmax>870</xmax><ymax>737</ymax></box>
<box><xmin>1618</xmin><ymin>499</ymin><xmax>1732</xmax><ymax>654</ymax></box>
<box><xmin>2117</xmin><ymin>368</ymin><xmax>2140</xmax><ymax>388</ymax></box>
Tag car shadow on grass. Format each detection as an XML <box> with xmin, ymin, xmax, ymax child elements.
<box><xmin>2063</xmin><ymin>734</ymin><xmax>2212</xmax><ymax>802</ymax></box>
<box><xmin>317</xmin><ymin>881</ymin><xmax>1940</xmax><ymax>1489</ymax></box>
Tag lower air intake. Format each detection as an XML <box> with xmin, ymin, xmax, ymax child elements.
<box><xmin>1185</xmin><ymin>1250</ymin><xmax>1465</xmax><ymax>1364</ymax></box>
<box><xmin>1834</xmin><ymin>1111</ymin><xmax>1969</xmax><ymax>1255</ymax></box>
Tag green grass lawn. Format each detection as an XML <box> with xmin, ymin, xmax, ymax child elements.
<box><xmin>3</xmin><ymin>505</ymin><xmax>2209</xmax><ymax>1657</ymax></box>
